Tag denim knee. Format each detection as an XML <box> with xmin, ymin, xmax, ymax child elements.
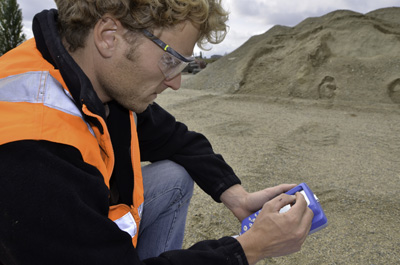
<box><xmin>166</xmin><ymin>161</ymin><xmax>194</xmax><ymax>198</ymax></box>
<box><xmin>142</xmin><ymin>160</ymin><xmax>194</xmax><ymax>202</ymax></box>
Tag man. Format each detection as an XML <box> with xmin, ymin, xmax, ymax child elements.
<box><xmin>0</xmin><ymin>0</ymin><xmax>313</xmax><ymax>264</ymax></box>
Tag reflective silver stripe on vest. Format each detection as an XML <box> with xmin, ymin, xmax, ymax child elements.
<box><xmin>0</xmin><ymin>71</ymin><xmax>95</xmax><ymax>136</ymax></box>
<box><xmin>113</xmin><ymin>202</ymin><xmax>143</xmax><ymax>238</ymax></box>
<box><xmin>138</xmin><ymin>203</ymin><xmax>143</xmax><ymax>218</ymax></box>
<box><xmin>133</xmin><ymin>112</ymin><xmax>138</xmax><ymax>126</ymax></box>
<box><xmin>114</xmin><ymin>212</ymin><xmax>137</xmax><ymax>238</ymax></box>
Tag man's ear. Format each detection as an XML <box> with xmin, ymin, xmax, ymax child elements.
<box><xmin>93</xmin><ymin>15</ymin><xmax>121</xmax><ymax>58</ymax></box>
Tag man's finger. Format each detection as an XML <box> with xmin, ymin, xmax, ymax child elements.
<box><xmin>263</xmin><ymin>194</ymin><xmax>297</xmax><ymax>212</ymax></box>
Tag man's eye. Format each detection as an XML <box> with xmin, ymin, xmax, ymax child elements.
<box><xmin>163</xmin><ymin>54</ymin><xmax>180</xmax><ymax>67</ymax></box>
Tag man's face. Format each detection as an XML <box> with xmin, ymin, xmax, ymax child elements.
<box><xmin>97</xmin><ymin>21</ymin><xmax>200</xmax><ymax>113</ymax></box>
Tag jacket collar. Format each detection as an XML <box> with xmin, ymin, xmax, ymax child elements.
<box><xmin>32</xmin><ymin>9</ymin><xmax>106</xmax><ymax>133</ymax></box>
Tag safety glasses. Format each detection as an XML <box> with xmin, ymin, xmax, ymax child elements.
<box><xmin>142</xmin><ymin>29</ymin><xmax>195</xmax><ymax>80</ymax></box>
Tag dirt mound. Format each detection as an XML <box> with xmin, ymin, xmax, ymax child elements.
<box><xmin>185</xmin><ymin>7</ymin><xmax>400</xmax><ymax>105</ymax></box>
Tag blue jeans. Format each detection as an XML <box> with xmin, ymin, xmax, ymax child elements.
<box><xmin>136</xmin><ymin>160</ymin><xmax>194</xmax><ymax>260</ymax></box>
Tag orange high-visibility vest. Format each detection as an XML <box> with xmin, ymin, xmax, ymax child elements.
<box><xmin>0</xmin><ymin>39</ymin><xmax>144</xmax><ymax>247</ymax></box>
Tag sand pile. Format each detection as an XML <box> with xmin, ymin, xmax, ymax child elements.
<box><xmin>185</xmin><ymin>8</ymin><xmax>400</xmax><ymax>105</ymax></box>
<box><xmin>156</xmin><ymin>7</ymin><xmax>400</xmax><ymax>265</ymax></box>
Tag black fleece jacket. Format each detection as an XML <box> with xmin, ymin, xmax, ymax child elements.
<box><xmin>0</xmin><ymin>9</ymin><xmax>247</xmax><ymax>265</ymax></box>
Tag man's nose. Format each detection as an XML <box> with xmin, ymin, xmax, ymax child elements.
<box><xmin>164</xmin><ymin>73</ymin><xmax>182</xmax><ymax>90</ymax></box>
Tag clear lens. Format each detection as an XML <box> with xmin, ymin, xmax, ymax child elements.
<box><xmin>158</xmin><ymin>53</ymin><xmax>189</xmax><ymax>80</ymax></box>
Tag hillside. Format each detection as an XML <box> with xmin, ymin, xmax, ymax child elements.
<box><xmin>184</xmin><ymin>7</ymin><xmax>400</xmax><ymax>105</ymax></box>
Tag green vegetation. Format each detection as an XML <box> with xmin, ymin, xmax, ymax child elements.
<box><xmin>0</xmin><ymin>0</ymin><xmax>26</xmax><ymax>56</ymax></box>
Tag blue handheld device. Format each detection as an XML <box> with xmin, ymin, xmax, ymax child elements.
<box><xmin>240</xmin><ymin>183</ymin><xmax>328</xmax><ymax>235</ymax></box>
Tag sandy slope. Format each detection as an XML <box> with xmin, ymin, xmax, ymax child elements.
<box><xmin>155</xmin><ymin>7</ymin><xmax>400</xmax><ymax>265</ymax></box>
<box><xmin>155</xmin><ymin>76</ymin><xmax>399</xmax><ymax>264</ymax></box>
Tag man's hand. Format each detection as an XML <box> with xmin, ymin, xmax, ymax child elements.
<box><xmin>236</xmin><ymin>192</ymin><xmax>313</xmax><ymax>264</ymax></box>
<box><xmin>220</xmin><ymin>184</ymin><xmax>297</xmax><ymax>221</ymax></box>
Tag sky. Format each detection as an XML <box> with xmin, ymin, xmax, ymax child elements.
<box><xmin>18</xmin><ymin>0</ymin><xmax>400</xmax><ymax>58</ymax></box>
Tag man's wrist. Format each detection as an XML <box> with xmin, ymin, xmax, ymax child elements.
<box><xmin>220</xmin><ymin>184</ymin><xmax>247</xmax><ymax>210</ymax></box>
<box><xmin>236</xmin><ymin>232</ymin><xmax>263</xmax><ymax>265</ymax></box>
<box><xmin>220</xmin><ymin>184</ymin><xmax>253</xmax><ymax>221</ymax></box>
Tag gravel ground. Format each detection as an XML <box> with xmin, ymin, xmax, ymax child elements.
<box><xmin>154</xmin><ymin>74</ymin><xmax>400</xmax><ymax>265</ymax></box>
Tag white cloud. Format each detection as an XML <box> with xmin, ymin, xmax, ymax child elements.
<box><xmin>19</xmin><ymin>0</ymin><xmax>56</xmax><ymax>38</ymax></box>
<box><xmin>18</xmin><ymin>0</ymin><xmax>400</xmax><ymax>57</ymax></box>
<box><xmin>200</xmin><ymin>0</ymin><xmax>400</xmax><ymax>57</ymax></box>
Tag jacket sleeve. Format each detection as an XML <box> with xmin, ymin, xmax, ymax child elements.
<box><xmin>0</xmin><ymin>140</ymin><xmax>247</xmax><ymax>265</ymax></box>
<box><xmin>137</xmin><ymin>103</ymin><xmax>241</xmax><ymax>202</ymax></box>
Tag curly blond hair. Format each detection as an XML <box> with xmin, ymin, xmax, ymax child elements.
<box><xmin>54</xmin><ymin>0</ymin><xmax>229</xmax><ymax>52</ymax></box>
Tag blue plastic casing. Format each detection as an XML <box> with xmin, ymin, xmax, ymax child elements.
<box><xmin>240</xmin><ymin>183</ymin><xmax>328</xmax><ymax>235</ymax></box>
